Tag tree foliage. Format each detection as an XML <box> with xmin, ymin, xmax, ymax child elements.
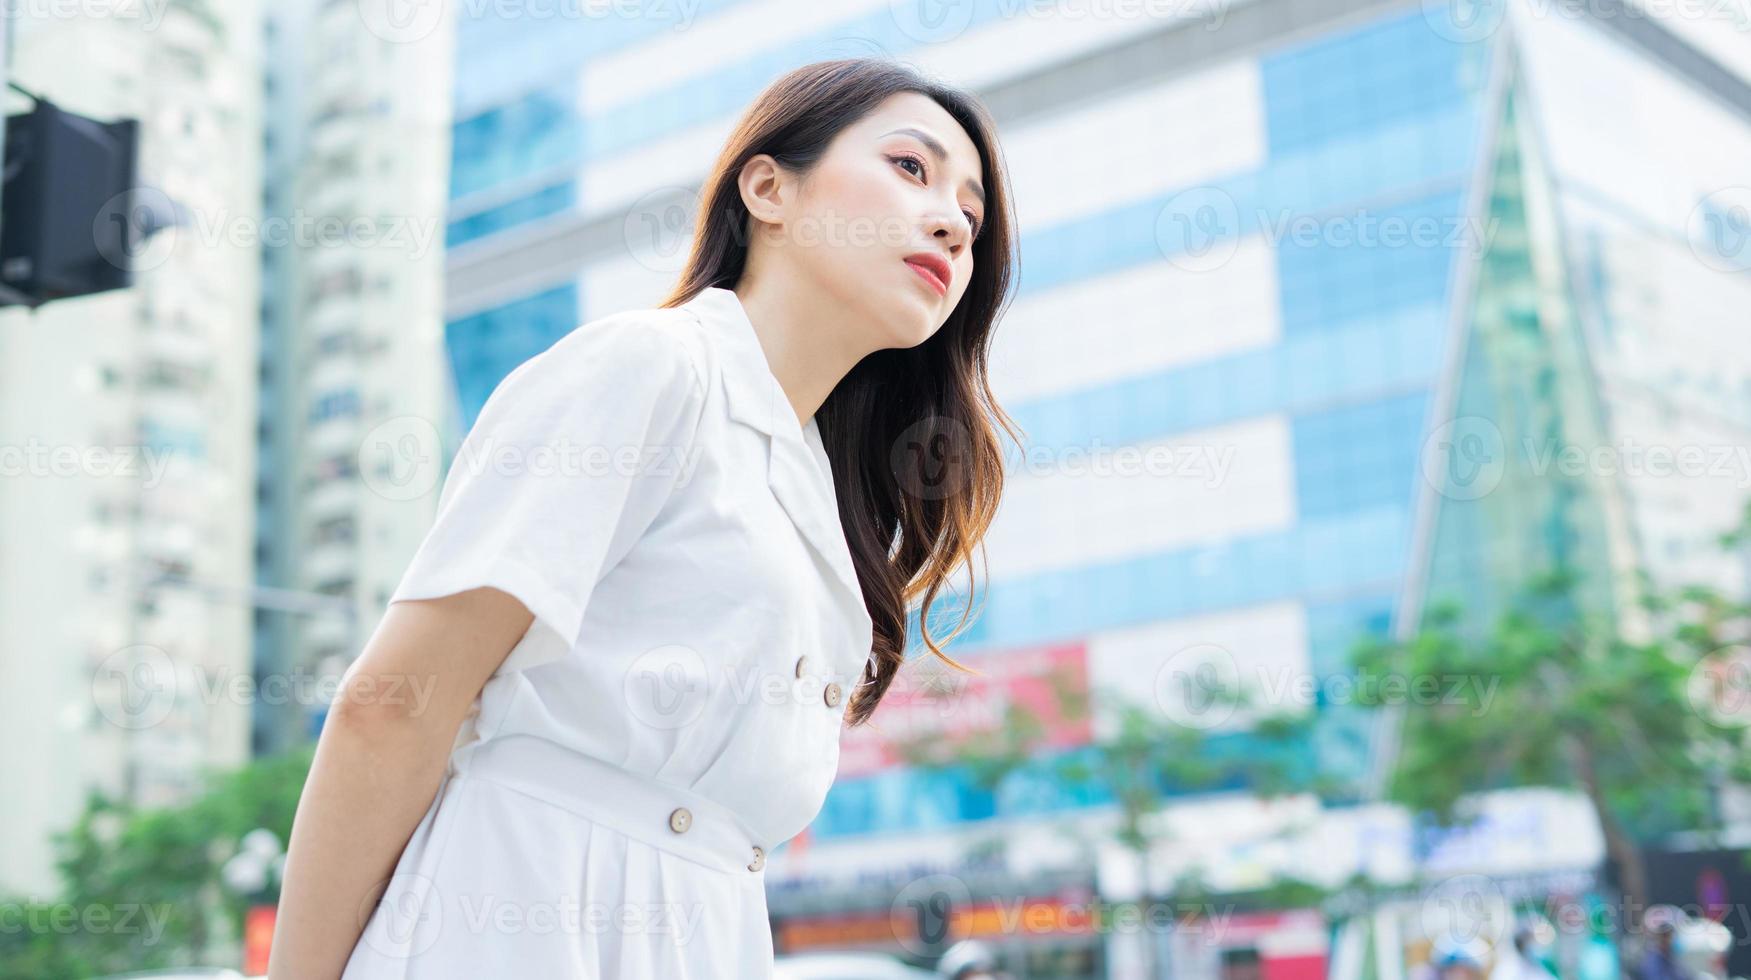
<box><xmin>1356</xmin><ymin>548</ymin><xmax>1751</xmax><ymax>929</ymax></box>
<box><xmin>0</xmin><ymin>743</ymin><xmax>315</xmax><ymax>978</ymax></box>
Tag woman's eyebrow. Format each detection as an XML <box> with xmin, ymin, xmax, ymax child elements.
<box><xmin>881</xmin><ymin>126</ymin><xmax>986</xmax><ymax>209</ymax></box>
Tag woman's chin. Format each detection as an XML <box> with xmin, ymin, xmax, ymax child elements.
<box><xmin>883</xmin><ymin>303</ymin><xmax>943</xmax><ymax>349</ymax></box>
<box><xmin>888</xmin><ymin>320</ymin><xmax>939</xmax><ymax>350</ymax></box>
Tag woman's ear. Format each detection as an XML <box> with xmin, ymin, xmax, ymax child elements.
<box><xmin>737</xmin><ymin>153</ymin><xmax>791</xmax><ymax>227</ymax></box>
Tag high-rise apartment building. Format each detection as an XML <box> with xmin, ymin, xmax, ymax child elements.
<box><xmin>0</xmin><ymin>3</ymin><xmax>264</xmax><ymax>896</ymax></box>
<box><xmin>254</xmin><ymin>0</ymin><xmax>454</xmax><ymax>753</ymax></box>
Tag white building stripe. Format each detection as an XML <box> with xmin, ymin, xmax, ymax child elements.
<box><xmin>580</xmin><ymin>252</ymin><xmax>682</xmax><ymax>323</ymax></box>
<box><xmin>579</xmin><ymin>0</ymin><xmax>893</xmax><ymax>116</ymax></box>
<box><xmin>980</xmin><ymin>414</ymin><xmax>1297</xmax><ymax>582</ymax></box>
<box><xmin>578</xmin><ymin>117</ymin><xmax>734</xmax><ymax>218</ymax></box>
<box><xmin>578</xmin><ymin>10</ymin><xmax>1264</xmax><ymax>231</ymax></box>
<box><xmin>902</xmin><ymin>3</ymin><xmax>1218</xmax><ymax>96</ymax></box>
<box><xmin>1085</xmin><ymin>599</ymin><xmax>1313</xmax><ymax>738</ymax></box>
<box><xmin>999</xmin><ymin>59</ymin><xmax>1265</xmax><ymax>229</ymax></box>
<box><xmin>989</xmin><ymin>238</ymin><xmax>1281</xmax><ymax>406</ymax></box>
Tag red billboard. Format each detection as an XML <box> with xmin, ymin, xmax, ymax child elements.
<box><xmin>839</xmin><ymin>641</ymin><xmax>1090</xmax><ymax>777</ymax></box>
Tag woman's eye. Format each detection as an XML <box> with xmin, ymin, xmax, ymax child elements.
<box><xmin>895</xmin><ymin>152</ymin><xmax>980</xmax><ymax>238</ymax></box>
<box><xmin>892</xmin><ymin>154</ymin><xmax>924</xmax><ymax>179</ymax></box>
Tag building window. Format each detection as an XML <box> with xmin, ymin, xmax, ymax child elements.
<box><xmin>309</xmin><ymin>389</ymin><xmax>361</xmax><ymax>424</ymax></box>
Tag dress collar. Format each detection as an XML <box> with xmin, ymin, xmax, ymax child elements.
<box><xmin>678</xmin><ymin>285</ymin><xmax>809</xmax><ymax>443</ymax></box>
<box><xmin>677</xmin><ymin>286</ymin><xmax>874</xmax><ymax>655</ymax></box>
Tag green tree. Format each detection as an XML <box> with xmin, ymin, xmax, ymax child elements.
<box><xmin>0</xmin><ymin>743</ymin><xmax>315</xmax><ymax>978</ymax></box>
<box><xmin>892</xmin><ymin>659</ymin><xmax>1327</xmax><ymax>976</ymax></box>
<box><xmin>1354</xmin><ymin>560</ymin><xmax>1751</xmax><ymax>932</ymax></box>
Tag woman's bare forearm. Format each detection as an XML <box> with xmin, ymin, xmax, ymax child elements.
<box><xmin>267</xmin><ymin>589</ymin><xmax>534</xmax><ymax>980</ymax></box>
<box><xmin>267</xmin><ymin>700</ymin><xmax>454</xmax><ymax>979</ymax></box>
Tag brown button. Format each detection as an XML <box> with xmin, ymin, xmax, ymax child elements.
<box><xmin>668</xmin><ymin>807</ymin><xmax>692</xmax><ymax>833</ymax></box>
<box><xmin>793</xmin><ymin>655</ymin><xmax>810</xmax><ymax>679</ymax></box>
<box><xmin>823</xmin><ymin>681</ymin><xmax>843</xmax><ymax>708</ymax></box>
<box><xmin>748</xmin><ymin>845</ymin><xmax>765</xmax><ymax>872</ymax></box>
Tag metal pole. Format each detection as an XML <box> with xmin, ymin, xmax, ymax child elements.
<box><xmin>140</xmin><ymin>567</ymin><xmax>358</xmax><ymax>623</ymax></box>
<box><xmin>0</xmin><ymin>8</ymin><xmax>10</xmax><ymax>249</ymax></box>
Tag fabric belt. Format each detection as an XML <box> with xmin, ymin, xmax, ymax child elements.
<box><xmin>452</xmin><ymin>734</ymin><xmax>768</xmax><ymax>877</ymax></box>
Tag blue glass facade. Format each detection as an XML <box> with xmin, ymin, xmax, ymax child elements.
<box><xmin>1293</xmin><ymin>393</ymin><xmax>1429</xmax><ymax>520</ymax></box>
<box><xmin>450</xmin><ymin>81</ymin><xmax>583</xmax><ymax>201</ymax></box>
<box><xmin>813</xmin><ymin>6</ymin><xmax>1493</xmax><ymax>839</ymax></box>
<box><xmin>444</xmin><ymin>3</ymin><xmax>1499</xmax><ymax>843</ymax></box>
<box><xmin>445</xmin><ymin>283</ymin><xmax>581</xmax><ymax>428</ymax></box>
<box><xmin>446</xmin><ymin>179</ymin><xmax>576</xmax><ymax>247</ymax></box>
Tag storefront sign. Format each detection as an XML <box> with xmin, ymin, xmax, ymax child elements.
<box><xmin>839</xmin><ymin>642</ymin><xmax>1090</xmax><ymax>777</ymax></box>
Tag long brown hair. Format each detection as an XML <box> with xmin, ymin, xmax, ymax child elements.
<box><xmin>657</xmin><ymin>57</ymin><xmax>1020</xmax><ymax>726</ymax></box>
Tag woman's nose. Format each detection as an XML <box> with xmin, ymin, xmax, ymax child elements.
<box><xmin>929</xmin><ymin>213</ymin><xmax>967</xmax><ymax>254</ymax></box>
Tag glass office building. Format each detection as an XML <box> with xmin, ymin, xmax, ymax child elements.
<box><xmin>441</xmin><ymin>1</ymin><xmax>1750</xmax><ymax>975</ymax></box>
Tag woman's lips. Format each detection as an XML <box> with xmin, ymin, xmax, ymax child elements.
<box><xmin>904</xmin><ymin>257</ymin><xmax>949</xmax><ymax>296</ymax></box>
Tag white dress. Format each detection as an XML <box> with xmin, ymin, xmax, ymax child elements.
<box><xmin>340</xmin><ymin>286</ymin><xmax>875</xmax><ymax>979</ymax></box>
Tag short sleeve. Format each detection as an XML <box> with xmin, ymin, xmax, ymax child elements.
<box><xmin>388</xmin><ymin>317</ymin><xmax>708</xmax><ymax>674</ymax></box>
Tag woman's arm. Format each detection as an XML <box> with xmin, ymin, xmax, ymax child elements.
<box><xmin>267</xmin><ymin>586</ymin><xmax>534</xmax><ymax>980</ymax></box>
<box><xmin>266</xmin><ymin>316</ymin><xmax>705</xmax><ymax>977</ymax></box>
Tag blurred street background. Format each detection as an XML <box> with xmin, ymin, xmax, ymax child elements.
<box><xmin>0</xmin><ymin>0</ymin><xmax>1749</xmax><ymax>978</ymax></box>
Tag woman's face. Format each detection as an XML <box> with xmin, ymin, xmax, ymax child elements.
<box><xmin>767</xmin><ymin>91</ymin><xmax>985</xmax><ymax>349</ymax></box>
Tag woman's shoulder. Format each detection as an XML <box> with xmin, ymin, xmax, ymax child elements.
<box><xmin>523</xmin><ymin>302</ymin><xmax>715</xmax><ymax>403</ymax></box>
<box><xmin>470</xmin><ymin>303</ymin><xmax>718</xmax><ymax>447</ymax></box>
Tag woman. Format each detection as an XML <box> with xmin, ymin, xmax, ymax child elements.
<box><xmin>271</xmin><ymin>56</ymin><xmax>1018</xmax><ymax>978</ymax></box>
